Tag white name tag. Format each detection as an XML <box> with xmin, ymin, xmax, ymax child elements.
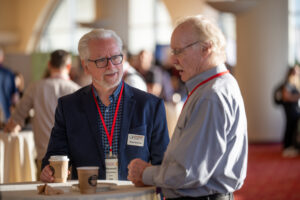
<box><xmin>105</xmin><ymin>157</ymin><xmax>118</xmax><ymax>180</ymax></box>
<box><xmin>127</xmin><ymin>134</ymin><xmax>145</xmax><ymax>147</ymax></box>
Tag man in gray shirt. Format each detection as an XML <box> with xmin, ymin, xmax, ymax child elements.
<box><xmin>128</xmin><ymin>15</ymin><xmax>248</xmax><ymax>200</ymax></box>
<box><xmin>4</xmin><ymin>50</ymin><xmax>80</xmax><ymax>179</ymax></box>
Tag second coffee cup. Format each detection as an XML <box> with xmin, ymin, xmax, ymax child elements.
<box><xmin>77</xmin><ymin>166</ymin><xmax>99</xmax><ymax>194</ymax></box>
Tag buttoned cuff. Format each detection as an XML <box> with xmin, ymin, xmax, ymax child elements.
<box><xmin>142</xmin><ymin>165</ymin><xmax>157</xmax><ymax>185</ymax></box>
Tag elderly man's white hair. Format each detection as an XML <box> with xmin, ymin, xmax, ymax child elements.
<box><xmin>78</xmin><ymin>29</ymin><xmax>123</xmax><ymax>61</ymax></box>
<box><xmin>175</xmin><ymin>15</ymin><xmax>227</xmax><ymax>64</ymax></box>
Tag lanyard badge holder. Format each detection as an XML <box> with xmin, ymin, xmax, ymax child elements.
<box><xmin>92</xmin><ymin>83</ymin><xmax>124</xmax><ymax>181</ymax></box>
<box><xmin>105</xmin><ymin>150</ymin><xmax>118</xmax><ymax>180</ymax></box>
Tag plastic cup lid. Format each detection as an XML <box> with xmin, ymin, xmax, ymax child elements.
<box><xmin>77</xmin><ymin>166</ymin><xmax>99</xmax><ymax>170</ymax></box>
<box><xmin>49</xmin><ymin>155</ymin><xmax>69</xmax><ymax>161</ymax></box>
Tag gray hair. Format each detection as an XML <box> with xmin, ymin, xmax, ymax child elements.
<box><xmin>176</xmin><ymin>15</ymin><xmax>227</xmax><ymax>63</ymax></box>
<box><xmin>78</xmin><ymin>29</ymin><xmax>123</xmax><ymax>60</ymax></box>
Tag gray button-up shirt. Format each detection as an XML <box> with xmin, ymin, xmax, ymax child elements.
<box><xmin>143</xmin><ymin>64</ymin><xmax>248</xmax><ymax>198</ymax></box>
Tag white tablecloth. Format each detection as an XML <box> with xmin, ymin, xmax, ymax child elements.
<box><xmin>0</xmin><ymin>180</ymin><xmax>158</xmax><ymax>200</ymax></box>
<box><xmin>0</xmin><ymin>131</ymin><xmax>37</xmax><ymax>183</ymax></box>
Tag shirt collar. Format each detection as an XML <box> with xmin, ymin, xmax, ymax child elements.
<box><xmin>50</xmin><ymin>72</ymin><xmax>70</xmax><ymax>80</ymax></box>
<box><xmin>92</xmin><ymin>81</ymin><xmax>123</xmax><ymax>103</ymax></box>
<box><xmin>185</xmin><ymin>64</ymin><xmax>228</xmax><ymax>93</ymax></box>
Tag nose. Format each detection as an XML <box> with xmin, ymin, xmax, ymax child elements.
<box><xmin>170</xmin><ymin>54</ymin><xmax>179</xmax><ymax>66</ymax></box>
<box><xmin>106</xmin><ymin>59</ymin><xmax>115</xmax><ymax>69</ymax></box>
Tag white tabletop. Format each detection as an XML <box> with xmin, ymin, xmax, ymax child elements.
<box><xmin>0</xmin><ymin>180</ymin><xmax>158</xmax><ymax>200</ymax></box>
<box><xmin>0</xmin><ymin>130</ymin><xmax>37</xmax><ymax>183</ymax></box>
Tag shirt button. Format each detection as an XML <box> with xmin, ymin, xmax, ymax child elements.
<box><xmin>105</xmin><ymin>109</ymin><xmax>108</xmax><ymax>112</ymax></box>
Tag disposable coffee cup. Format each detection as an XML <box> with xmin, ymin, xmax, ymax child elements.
<box><xmin>48</xmin><ymin>155</ymin><xmax>69</xmax><ymax>183</ymax></box>
<box><xmin>77</xmin><ymin>166</ymin><xmax>99</xmax><ymax>194</ymax></box>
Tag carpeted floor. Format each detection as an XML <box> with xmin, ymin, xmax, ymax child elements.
<box><xmin>234</xmin><ymin>143</ymin><xmax>300</xmax><ymax>200</ymax></box>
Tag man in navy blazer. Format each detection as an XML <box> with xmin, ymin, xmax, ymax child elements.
<box><xmin>40</xmin><ymin>29</ymin><xmax>169</xmax><ymax>182</ymax></box>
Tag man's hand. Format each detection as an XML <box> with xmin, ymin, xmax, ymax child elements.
<box><xmin>40</xmin><ymin>165</ymin><xmax>55</xmax><ymax>183</ymax></box>
<box><xmin>4</xmin><ymin>118</ymin><xmax>21</xmax><ymax>133</ymax></box>
<box><xmin>127</xmin><ymin>158</ymin><xmax>151</xmax><ymax>187</ymax></box>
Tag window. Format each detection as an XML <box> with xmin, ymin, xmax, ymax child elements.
<box><xmin>36</xmin><ymin>0</ymin><xmax>95</xmax><ymax>54</ymax></box>
<box><xmin>289</xmin><ymin>0</ymin><xmax>300</xmax><ymax>65</ymax></box>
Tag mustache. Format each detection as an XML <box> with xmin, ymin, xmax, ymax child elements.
<box><xmin>104</xmin><ymin>70</ymin><xmax>119</xmax><ymax>75</ymax></box>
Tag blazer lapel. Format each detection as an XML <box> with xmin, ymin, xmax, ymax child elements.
<box><xmin>81</xmin><ymin>85</ymin><xmax>105</xmax><ymax>160</ymax></box>
<box><xmin>119</xmin><ymin>84</ymin><xmax>136</xmax><ymax>151</ymax></box>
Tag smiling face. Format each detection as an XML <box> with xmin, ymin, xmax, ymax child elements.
<box><xmin>170</xmin><ymin>22</ymin><xmax>210</xmax><ymax>82</ymax></box>
<box><xmin>83</xmin><ymin>38</ymin><xmax>123</xmax><ymax>90</ymax></box>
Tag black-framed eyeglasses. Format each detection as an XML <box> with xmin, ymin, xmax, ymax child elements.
<box><xmin>88</xmin><ymin>54</ymin><xmax>123</xmax><ymax>68</ymax></box>
<box><xmin>171</xmin><ymin>41</ymin><xmax>200</xmax><ymax>56</ymax></box>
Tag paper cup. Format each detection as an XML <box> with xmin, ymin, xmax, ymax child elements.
<box><xmin>48</xmin><ymin>155</ymin><xmax>69</xmax><ymax>183</ymax></box>
<box><xmin>77</xmin><ymin>166</ymin><xmax>99</xmax><ymax>194</ymax></box>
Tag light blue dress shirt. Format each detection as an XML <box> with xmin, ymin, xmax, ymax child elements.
<box><xmin>143</xmin><ymin>64</ymin><xmax>248</xmax><ymax>198</ymax></box>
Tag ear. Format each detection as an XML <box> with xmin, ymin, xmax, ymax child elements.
<box><xmin>201</xmin><ymin>41</ymin><xmax>212</xmax><ymax>56</ymax></box>
<box><xmin>81</xmin><ymin>60</ymin><xmax>89</xmax><ymax>75</ymax></box>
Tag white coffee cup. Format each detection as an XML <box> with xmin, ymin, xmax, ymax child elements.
<box><xmin>48</xmin><ymin>155</ymin><xmax>69</xmax><ymax>183</ymax></box>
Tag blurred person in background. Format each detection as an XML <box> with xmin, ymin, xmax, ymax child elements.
<box><xmin>40</xmin><ymin>29</ymin><xmax>169</xmax><ymax>182</ymax></box>
<box><xmin>10</xmin><ymin>72</ymin><xmax>25</xmax><ymax>109</ymax></box>
<box><xmin>128</xmin><ymin>15</ymin><xmax>247</xmax><ymax>200</ymax></box>
<box><xmin>145</xmin><ymin>70</ymin><xmax>181</xmax><ymax>138</ymax></box>
<box><xmin>69</xmin><ymin>57</ymin><xmax>92</xmax><ymax>87</ymax></box>
<box><xmin>14</xmin><ymin>72</ymin><xmax>25</xmax><ymax>98</ymax></box>
<box><xmin>135</xmin><ymin>50</ymin><xmax>174</xmax><ymax>101</ymax></box>
<box><xmin>281</xmin><ymin>64</ymin><xmax>300</xmax><ymax>157</ymax></box>
<box><xmin>4</xmin><ymin>49</ymin><xmax>80</xmax><ymax>179</ymax></box>
<box><xmin>0</xmin><ymin>47</ymin><xmax>18</xmax><ymax>126</ymax></box>
<box><xmin>145</xmin><ymin>70</ymin><xmax>163</xmax><ymax>97</ymax></box>
<box><xmin>122</xmin><ymin>47</ymin><xmax>147</xmax><ymax>92</ymax></box>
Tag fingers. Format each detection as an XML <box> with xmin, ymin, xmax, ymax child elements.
<box><xmin>128</xmin><ymin>178</ymin><xmax>145</xmax><ymax>187</ymax></box>
<box><xmin>4</xmin><ymin>119</ymin><xmax>21</xmax><ymax>133</ymax></box>
<box><xmin>127</xmin><ymin>158</ymin><xmax>146</xmax><ymax>187</ymax></box>
<box><xmin>40</xmin><ymin>165</ymin><xmax>54</xmax><ymax>183</ymax></box>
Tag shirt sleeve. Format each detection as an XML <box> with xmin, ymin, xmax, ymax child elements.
<box><xmin>143</xmin><ymin>97</ymin><xmax>228</xmax><ymax>189</ymax></box>
<box><xmin>11</xmin><ymin>83</ymin><xmax>35</xmax><ymax>126</ymax></box>
<box><xmin>42</xmin><ymin>97</ymin><xmax>69</xmax><ymax>169</ymax></box>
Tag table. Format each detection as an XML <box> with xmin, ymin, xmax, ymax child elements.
<box><xmin>0</xmin><ymin>180</ymin><xmax>159</xmax><ymax>200</ymax></box>
<box><xmin>0</xmin><ymin>130</ymin><xmax>37</xmax><ymax>183</ymax></box>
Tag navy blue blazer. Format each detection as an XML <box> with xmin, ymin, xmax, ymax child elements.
<box><xmin>42</xmin><ymin>83</ymin><xmax>169</xmax><ymax>180</ymax></box>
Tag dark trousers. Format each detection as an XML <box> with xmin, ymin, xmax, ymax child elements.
<box><xmin>283</xmin><ymin>104</ymin><xmax>300</xmax><ymax>148</ymax></box>
<box><xmin>166</xmin><ymin>193</ymin><xmax>234</xmax><ymax>200</ymax></box>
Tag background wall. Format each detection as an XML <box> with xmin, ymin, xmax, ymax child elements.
<box><xmin>235</xmin><ymin>0</ymin><xmax>288</xmax><ymax>142</ymax></box>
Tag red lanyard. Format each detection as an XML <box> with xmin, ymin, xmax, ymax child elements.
<box><xmin>92</xmin><ymin>83</ymin><xmax>124</xmax><ymax>153</ymax></box>
<box><xmin>182</xmin><ymin>70</ymin><xmax>229</xmax><ymax>109</ymax></box>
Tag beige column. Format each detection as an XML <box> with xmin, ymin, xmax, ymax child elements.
<box><xmin>235</xmin><ymin>0</ymin><xmax>288</xmax><ymax>142</ymax></box>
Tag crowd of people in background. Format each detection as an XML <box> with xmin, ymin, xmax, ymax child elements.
<box><xmin>0</xmin><ymin>15</ymin><xmax>249</xmax><ymax>200</ymax></box>
<box><xmin>0</xmin><ymin>44</ymin><xmax>186</xmax><ymax>125</ymax></box>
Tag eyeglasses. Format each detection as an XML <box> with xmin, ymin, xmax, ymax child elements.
<box><xmin>171</xmin><ymin>41</ymin><xmax>200</xmax><ymax>56</ymax></box>
<box><xmin>88</xmin><ymin>54</ymin><xmax>123</xmax><ymax>68</ymax></box>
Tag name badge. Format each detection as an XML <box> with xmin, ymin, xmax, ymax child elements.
<box><xmin>105</xmin><ymin>155</ymin><xmax>118</xmax><ymax>180</ymax></box>
<box><xmin>127</xmin><ymin>134</ymin><xmax>145</xmax><ymax>147</ymax></box>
